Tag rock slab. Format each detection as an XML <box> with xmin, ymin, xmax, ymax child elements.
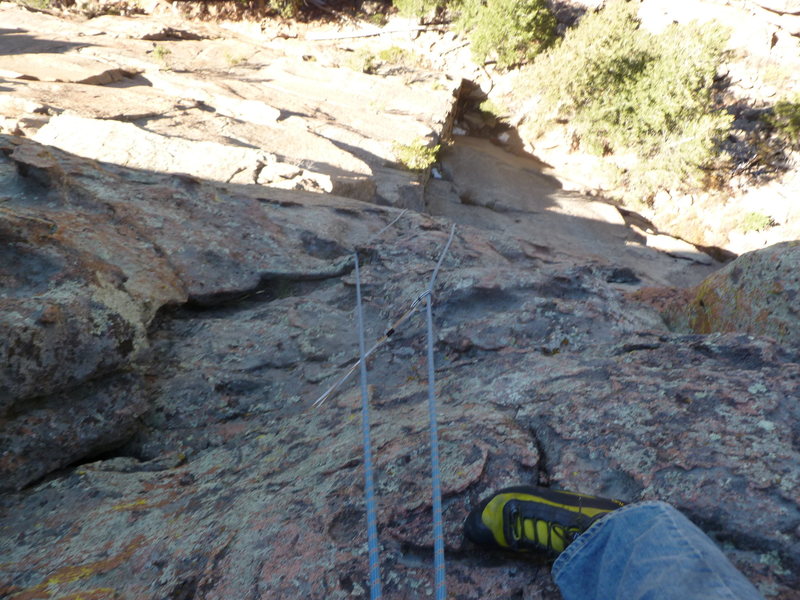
<box><xmin>0</xmin><ymin>137</ymin><xmax>799</xmax><ymax>599</ymax></box>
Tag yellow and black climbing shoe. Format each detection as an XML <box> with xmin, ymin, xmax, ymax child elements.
<box><xmin>464</xmin><ymin>485</ymin><xmax>626</xmax><ymax>554</ymax></box>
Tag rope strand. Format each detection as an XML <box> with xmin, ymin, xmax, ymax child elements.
<box><xmin>425</xmin><ymin>294</ymin><xmax>446</xmax><ymax>599</ymax></box>
<box><xmin>424</xmin><ymin>225</ymin><xmax>455</xmax><ymax>600</ymax></box>
<box><xmin>428</xmin><ymin>225</ymin><xmax>456</xmax><ymax>292</ymax></box>
<box><xmin>314</xmin><ymin>223</ymin><xmax>456</xmax><ymax>600</ymax></box>
<box><xmin>354</xmin><ymin>253</ymin><xmax>383</xmax><ymax>599</ymax></box>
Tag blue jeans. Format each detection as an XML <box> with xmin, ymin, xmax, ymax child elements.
<box><xmin>552</xmin><ymin>501</ymin><xmax>764</xmax><ymax>600</ymax></box>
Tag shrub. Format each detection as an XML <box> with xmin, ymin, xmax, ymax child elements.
<box><xmin>766</xmin><ymin>97</ymin><xmax>800</xmax><ymax>149</ymax></box>
<box><xmin>153</xmin><ymin>43</ymin><xmax>172</xmax><ymax>63</ymax></box>
<box><xmin>392</xmin><ymin>0</ymin><xmax>443</xmax><ymax>18</ymax></box>
<box><xmin>457</xmin><ymin>0</ymin><xmax>556</xmax><ymax>68</ymax></box>
<box><xmin>738</xmin><ymin>212</ymin><xmax>774</xmax><ymax>232</ymax></box>
<box><xmin>224</xmin><ymin>0</ymin><xmax>304</xmax><ymax>18</ymax></box>
<box><xmin>270</xmin><ymin>0</ymin><xmax>301</xmax><ymax>18</ymax></box>
<box><xmin>523</xmin><ymin>0</ymin><xmax>731</xmax><ymax>198</ymax></box>
<box><xmin>344</xmin><ymin>48</ymin><xmax>379</xmax><ymax>74</ymax></box>
<box><xmin>378</xmin><ymin>46</ymin><xmax>414</xmax><ymax>64</ymax></box>
<box><xmin>235</xmin><ymin>0</ymin><xmax>303</xmax><ymax>18</ymax></box>
<box><xmin>393</xmin><ymin>139</ymin><xmax>440</xmax><ymax>170</ymax></box>
<box><xmin>393</xmin><ymin>0</ymin><xmax>555</xmax><ymax>68</ymax></box>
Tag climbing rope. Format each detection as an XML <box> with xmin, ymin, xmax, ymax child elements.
<box><xmin>312</xmin><ymin>223</ymin><xmax>454</xmax><ymax>409</ymax></box>
<box><xmin>316</xmin><ymin>220</ymin><xmax>456</xmax><ymax>599</ymax></box>
<box><xmin>424</xmin><ymin>224</ymin><xmax>455</xmax><ymax>600</ymax></box>
<box><xmin>354</xmin><ymin>253</ymin><xmax>383</xmax><ymax>600</ymax></box>
<box><xmin>312</xmin><ymin>300</ymin><xmax>420</xmax><ymax>408</ymax></box>
<box><xmin>427</xmin><ymin>225</ymin><xmax>456</xmax><ymax>294</ymax></box>
<box><xmin>313</xmin><ymin>210</ymin><xmax>410</xmax><ymax>409</ymax></box>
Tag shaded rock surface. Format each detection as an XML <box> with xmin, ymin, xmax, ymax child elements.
<box><xmin>1</xmin><ymin>4</ymin><xmax>799</xmax><ymax>600</ymax></box>
<box><xmin>0</xmin><ymin>373</ymin><xmax>148</xmax><ymax>492</ymax></box>
<box><xmin>1</xmin><ymin>136</ymin><xmax>799</xmax><ymax>599</ymax></box>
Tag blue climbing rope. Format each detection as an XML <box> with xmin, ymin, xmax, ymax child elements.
<box><xmin>354</xmin><ymin>252</ymin><xmax>383</xmax><ymax>600</ymax></box>
<box><xmin>324</xmin><ymin>221</ymin><xmax>455</xmax><ymax>599</ymax></box>
<box><xmin>424</xmin><ymin>225</ymin><xmax>455</xmax><ymax>600</ymax></box>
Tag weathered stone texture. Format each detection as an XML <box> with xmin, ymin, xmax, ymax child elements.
<box><xmin>1</xmin><ymin>136</ymin><xmax>799</xmax><ymax>599</ymax></box>
<box><xmin>1</xmin><ymin>2</ymin><xmax>799</xmax><ymax>599</ymax></box>
<box><xmin>686</xmin><ymin>241</ymin><xmax>800</xmax><ymax>344</ymax></box>
<box><xmin>0</xmin><ymin>373</ymin><xmax>148</xmax><ymax>491</ymax></box>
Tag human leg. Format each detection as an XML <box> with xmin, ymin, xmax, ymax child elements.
<box><xmin>552</xmin><ymin>501</ymin><xmax>764</xmax><ymax>600</ymax></box>
<box><xmin>465</xmin><ymin>487</ymin><xmax>764</xmax><ymax>600</ymax></box>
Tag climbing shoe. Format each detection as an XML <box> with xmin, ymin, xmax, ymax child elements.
<box><xmin>464</xmin><ymin>485</ymin><xmax>626</xmax><ymax>554</ymax></box>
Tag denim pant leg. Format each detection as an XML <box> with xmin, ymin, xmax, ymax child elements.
<box><xmin>552</xmin><ymin>501</ymin><xmax>764</xmax><ymax>600</ymax></box>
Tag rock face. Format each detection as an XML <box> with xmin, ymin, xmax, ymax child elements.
<box><xmin>1</xmin><ymin>135</ymin><xmax>799</xmax><ymax>599</ymax></box>
<box><xmin>0</xmin><ymin>3</ymin><xmax>458</xmax><ymax>210</ymax></box>
<box><xmin>496</xmin><ymin>0</ymin><xmax>800</xmax><ymax>256</ymax></box>
<box><xmin>654</xmin><ymin>241</ymin><xmax>800</xmax><ymax>346</ymax></box>
<box><xmin>1</xmin><ymin>4</ymin><xmax>800</xmax><ymax>600</ymax></box>
<box><xmin>427</xmin><ymin>136</ymin><xmax>720</xmax><ymax>288</ymax></box>
<box><xmin>0</xmin><ymin>132</ymin><xmax>376</xmax><ymax>491</ymax></box>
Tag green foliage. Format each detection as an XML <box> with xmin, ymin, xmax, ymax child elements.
<box><xmin>738</xmin><ymin>212</ymin><xmax>774</xmax><ymax>232</ymax></box>
<box><xmin>232</xmin><ymin>0</ymin><xmax>302</xmax><ymax>18</ymax></box>
<box><xmin>344</xmin><ymin>48</ymin><xmax>379</xmax><ymax>74</ymax></box>
<box><xmin>269</xmin><ymin>0</ymin><xmax>302</xmax><ymax>18</ymax></box>
<box><xmin>378</xmin><ymin>46</ymin><xmax>414</xmax><ymax>64</ymax></box>
<box><xmin>17</xmin><ymin>0</ymin><xmax>52</xmax><ymax>8</ymax></box>
<box><xmin>393</xmin><ymin>139</ymin><xmax>440</xmax><ymax>170</ymax></box>
<box><xmin>524</xmin><ymin>0</ymin><xmax>731</xmax><ymax>198</ymax></box>
<box><xmin>452</xmin><ymin>0</ymin><xmax>484</xmax><ymax>31</ymax></box>
<box><xmin>152</xmin><ymin>44</ymin><xmax>172</xmax><ymax>63</ymax></box>
<box><xmin>344</xmin><ymin>46</ymin><xmax>425</xmax><ymax>75</ymax></box>
<box><xmin>459</xmin><ymin>0</ymin><xmax>557</xmax><ymax>68</ymax></box>
<box><xmin>479</xmin><ymin>98</ymin><xmax>507</xmax><ymax>118</ymax></box>
<box><xmin>392</xmin><ymin>0</ymin><xmax>443</xmax><ymax>18</ymax></box>
<box><xmin>766</xmin><ymin>97</ymin><xmax>800</xmax><ymax>148</ymax></box>
<box><xmin>392</xmin><ymin>0</ymin><xmax>556</xmax><ymax>68</ymax></box>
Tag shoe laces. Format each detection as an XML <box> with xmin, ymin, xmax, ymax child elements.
<box><xmin>504</xmin><ymin>502</ymin><xmax>582</xmax><ymax>552</ymax></box>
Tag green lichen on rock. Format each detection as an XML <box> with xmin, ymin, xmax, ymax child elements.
<box><xmin>684</xmin><ymin>241</ymin><xmax>800</xmax><ymax>344</ymax></box>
